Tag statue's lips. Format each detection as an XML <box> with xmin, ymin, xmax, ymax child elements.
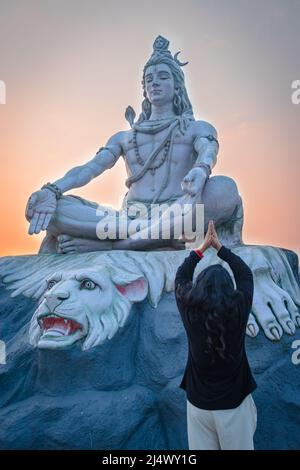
<box><xmin>38</xmin><ymin>314</ymin><xmax>82</xmax><ymax>337</ymax></box>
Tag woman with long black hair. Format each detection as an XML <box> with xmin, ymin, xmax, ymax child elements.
<box><xmin>175</xmin><ymin>220</ymin><xmax>257</xmax><ymax>450</ymax></box>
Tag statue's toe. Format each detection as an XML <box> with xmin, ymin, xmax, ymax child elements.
<box><xmin>61</xmin><ymin>244</ymin><xmax>77</xmax><ymax>254</ymax></box>
<box><xmin>246</xmin><ymin>314</ymin><xmax>259</xmax><ymax>337</ymax></box>
<box><xmin>283</xmin><ymin>297</ymin><xmax>300</xmax><ymax>329</ymax></box>
<box><xmin>270</xmin><ymin>299</ymin><xmax>297</xmax><ymax>335</ymax></box>
<box><xmin>57</xmin><ymin>234</ymin><xmax>72</xmax><ymax>243</ymax></box>
<box><xmin>59</xmin><ymin>240</ymin><xmax>75</xmax><ymax>249</ymax></box>
<box><xmin>286</xmin><ymin>320</ymin><xmax>296</xmax><ymax>335</ymax></box>
<box><xmin>252</xmin><ymin>303</ymin><xmax>284</xmax><ymax>341</ymax></box>
<box><xmin>269</xmin><ymin>326</ymin><xmax>282</xmax><ymax>341</ymax></box>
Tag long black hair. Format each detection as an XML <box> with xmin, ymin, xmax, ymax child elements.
<box><xmin>177</xmin><ymin>264</ymin><xmax>243</xmax><ymax>363</ymax></box>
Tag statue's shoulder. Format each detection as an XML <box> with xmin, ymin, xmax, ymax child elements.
<box><xmin>191</xmin><ymin>120</ymin><xmax>218</xmax><ymax>139</ymax></box>
<box><xmin>106</xmin><ymin>129</ymin><xmax>131</xmax><ymax>154</ymax></box>
<box><xmin>108</xmin><ymin>130</ymin><xmax>128</xmax><ymax>145</ymax></box>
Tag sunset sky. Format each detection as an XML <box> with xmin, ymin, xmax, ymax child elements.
<box><xmin>0</xmin><ymin>0</ymin><xmax>299</xmax><ymax>257</ymax></box>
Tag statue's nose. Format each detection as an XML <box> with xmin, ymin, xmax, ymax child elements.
<box><xmin>45</xmin><ymin>291</ymin><xmax>70</xmax><ymax>312</ymax></box>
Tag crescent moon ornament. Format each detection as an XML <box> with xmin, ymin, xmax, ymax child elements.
<box><xmin>174</xmin><ymin>51</ymin><xmax>189</xmax><ymax>67</ymax></box>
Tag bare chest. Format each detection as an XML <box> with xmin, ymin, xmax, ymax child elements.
<box><xmin>122</xmin><ymin>126</ymin><xmax>196</xmax><ymax>168</ymax></box>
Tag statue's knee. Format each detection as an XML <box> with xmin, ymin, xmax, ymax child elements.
<box><xmin>208</xmin><ymin>175</ymin><xmax>238</xmax><ymax>196</ymax></box>
<box><xmin>205</xmin><ymin>175</ymin><xmax>239</xmax><ymax>205</ymax></box>
<box><xmin>202</xmin><ymin>175</ymin><xmax>241</xmax><ymax>226</ymax></box>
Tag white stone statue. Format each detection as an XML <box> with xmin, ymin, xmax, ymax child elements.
<box><xmin>25</xmin><ymin>35</ymin><xmax>243</xmax><ymax>253</ymax></box>
<box><xmin>0</xmin><ymin>36</ymin><xmax>299</xmax><ymax>348</ymax></box>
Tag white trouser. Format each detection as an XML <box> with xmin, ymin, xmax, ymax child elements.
<box><xmin>187</xmin><ymin>394</ymin><xmax>257</xmax><ymax>450</ymax></box>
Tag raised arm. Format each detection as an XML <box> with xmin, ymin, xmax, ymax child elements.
<box><xmin>209</xmin><ymin>221</ymin><xmax>254</xmax><ymax>312</ymax></box>
<box><xmin>217</xmin><ymin>246</ymin><xmax>254</xmax><ymax>312</ymax></box>
<box><xmin>175</xmin><ymin>249</ymin><xmax>203</xmax><ymax>291</ymax></box>
<box><xmin>175</xmin><ymin>221</ymin><xmax>214</xmax><ymax>297</ymax></box>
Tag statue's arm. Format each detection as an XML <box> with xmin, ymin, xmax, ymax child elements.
<box><xmin>181</xmin><ymin>122</ymin><xmax>219</xmax><ymax>197</ymax></box>
<box><xmin>193</xmin><ymin>121</ymin><xmax>219</xmax><ymax>176</ymax></box>
<box><xmin>53</xmin><ymin>131</ymin><xmax>124</xmax><ymax>193</ymax></box>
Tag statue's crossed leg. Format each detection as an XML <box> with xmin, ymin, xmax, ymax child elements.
<box><xmin>41</xmin><ymin>175</ymin><xmax>243</xmax><ymax>254</ymax></box>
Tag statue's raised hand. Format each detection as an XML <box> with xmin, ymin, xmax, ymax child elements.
<box><xmin>25</xmin><ymin>189</ymin><xmax>57</xmax><ymax>234</ymax></box>
<box><xmin>181</xmin><ymin>167</ymin><xmax>207</xmax><ymax>197</ymax></box>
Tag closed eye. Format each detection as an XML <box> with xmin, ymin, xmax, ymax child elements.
<box><xmin>146</xmin><ymin>75</ymin><xmax>170</xmax><ymax>82</ymax></box>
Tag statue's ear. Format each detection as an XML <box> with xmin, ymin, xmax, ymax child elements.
<box><xmin>115</xmin><ymin>277</ymin><xmax>148</xmax><ymax>303</ymax></box>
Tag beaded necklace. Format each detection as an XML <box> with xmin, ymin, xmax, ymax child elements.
<box><xmin>133</xmin><ymin>129</ymin><xmax>171</xmax><ymax>176</ymax></box>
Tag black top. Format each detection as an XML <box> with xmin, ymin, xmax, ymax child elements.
<box><xmin>175</xmin><ymin>246</ymin><xmax>257</xmax><ymax>410</ymax></box>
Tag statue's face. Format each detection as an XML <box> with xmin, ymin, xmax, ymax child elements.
<box><xmin>144</xmin><ymin>63</ymin><xmax>175</xmax><ymax>106</ymax></box>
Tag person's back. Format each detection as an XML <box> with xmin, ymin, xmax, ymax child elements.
<box><xmin>175</xmin><ymin>220</ymin><xmax>257</xmax><ymax>450</ymax></box>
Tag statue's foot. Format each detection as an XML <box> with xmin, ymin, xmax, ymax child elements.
<box><xmin>57</xmin><ymin>234</ymin><xmax>186</xmax><ymax>253</ymax></box>
<box><xmin>250</xmin><ymin>269</ymin><xmax>300</xmax><ymax>341</ymax></box>
<box><xmin>39</xmin><ymin>232</ymin><xmax>57</xmax><ymax>254</ymax></box>
<box><xmin>57</xmin><ymin>235</ymin><xmax>113</xmax><ymax>253</ymax></box>
<box><xmin>226</xmin><ymin>245</ymin><xmax>300</xmax><ymax>341</ymax></box>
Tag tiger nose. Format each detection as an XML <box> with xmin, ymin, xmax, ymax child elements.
<box><xmin>45</xmin><ymin>291</ymin><xmax>70</xmax><ymax>311</ymax></box>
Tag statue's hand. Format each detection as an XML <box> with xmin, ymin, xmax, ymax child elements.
<box><xmin>25</xmin><ymin>189</ymin><xmax>57</xmax><ymax>235</ymax></box>
<box><xmin>181</xmin><ymin>168</ymin><xmax>207</xmax><ymax>197</ymax></box>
